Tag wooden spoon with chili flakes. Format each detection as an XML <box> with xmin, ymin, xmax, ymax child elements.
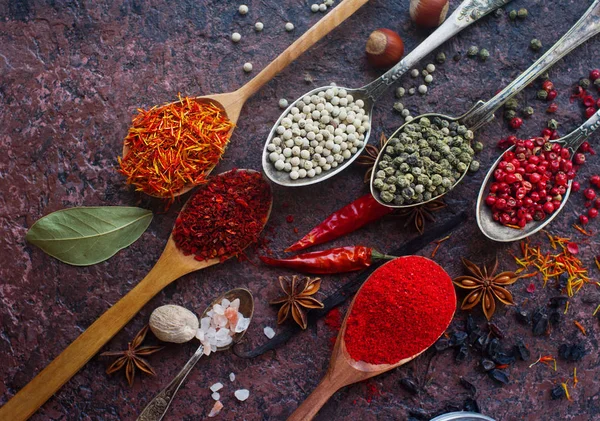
<box><xmin>121</xmin><ymin>0</ymin><xmax>370</xmax><ymax>199</ymax></box>
<box><xmin>288</xmin><ymin>256</ymin><xmax>456</xmax><ymax>421</ymax></box>
<box><xmin>0</xmin><ymin>170</ymin><xmax>272</xmax><ymax>421</ymax></box>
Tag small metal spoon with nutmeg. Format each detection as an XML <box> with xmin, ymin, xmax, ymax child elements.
<box><xmin>262</xmin><ymin>0</ymin><xmax>513</xmax><ymax>187</ymax></box>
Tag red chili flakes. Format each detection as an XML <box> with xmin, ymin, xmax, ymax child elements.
<box><xmin>526</xmin><ymin>283</ymin><xmax>536</xmax><ymax>293</ymax></box>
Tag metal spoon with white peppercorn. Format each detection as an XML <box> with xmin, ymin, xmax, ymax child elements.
<box><xmin>262</xmin><ymin>0</ymin><xmax>513</xmax><ymax>187</ymax></box>
<box><xmin>476</xmin><ymin>108</ymin><xmax>600</xmax><ymax>243</ymax></box>
<box><xmin>370</xmin><ymin>0</ymin><xmax>600</xmax><ymax>209</ymax></box>
<box><xmin>137</xmin><ymin>288</ymin><xmax>254</xmax><ymax>421</ymax></box>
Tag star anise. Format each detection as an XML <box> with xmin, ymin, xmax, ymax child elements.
<box><xmin>453</xmin><ymin>257</ymin><xmax>518</xmax><ymax>321</ymax></box>
<box><xmin>394</xmin><ymin>198</ymin><xmax>447</xmax><ymax>235</ymax></box>
<box><xmin>100</xmin><ymin>325</ymin><xmax>163</xmax><ymax>386</ymax></box>
<box><xmin>355</xmin><ymin>132</ymin><xmax>388</xmax><ymax>184</ymax></box>
<box><xmin>270</xmin><ymin>275</ymin><xmax>324</xmax><ymax>330</ymax></box>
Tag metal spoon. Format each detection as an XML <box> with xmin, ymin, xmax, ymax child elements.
<box><xmin>262</xmin><ymin>0</ymin><xmax>513</xmax><ymax>187</ymax></box>
<box><xmin>370</xmin><ymin>0</ymin><xmax>600</xmax><ymax>209</ymax></box>
<box><xmin>477</xmin><ymin>109</ymin><xmax>600</xmax><ymax>242</ymax></box>
<box><xmin>137</xmin><ymin>288</ymin><xmax>255</xmax><ymax>421</ymax></box>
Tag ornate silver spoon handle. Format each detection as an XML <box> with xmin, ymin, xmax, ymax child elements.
<box><xmin>137</xmin><ymin>345</ymin><xmax>205</xmax><ymax>421</ymax></box>
<box><xmin>559</xmin><ymin>108</ymin><xmax>600</xmax><ymax>151</ymax></box>
<box><xmin>362</xmin><ymin>0</ymin><xmax>513</xmax><ymax>101</ymax></box>
<box><xmin>462</xmin><ymin>0</ymin><xmax>600</xmax><ymax>130</ymax></box>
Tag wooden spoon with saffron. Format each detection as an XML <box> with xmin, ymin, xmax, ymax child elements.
<box><xmin>287</xmin><ymin>256</ymin><xmax>456</xmax><ymax>421</ymax></box>
<box><xmin>122</xmin><ymin>0</ymin><xmax>370</xmax><ymax>198</ymax></box>
<box><xmin>0</xmin><ymin>170</ymin><xmax>272</xmax><ymax>421</ymax></box>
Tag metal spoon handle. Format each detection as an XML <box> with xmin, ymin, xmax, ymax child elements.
<box><xmin>462</xmin><ymin>0</ymin><xmax>600</xmax><ymax>130</ymax></box>
<box><xmin>137</xmin><ymin>345</ymin><xmax>205</xmax><ymax>421</ymax></box>
<box><xmin>559</xmin><ymin>108</ymin><xmax>600</xmax><ymax>151</ymax></box>
<box><xmin>362</xmin><ymin>0</ymin><xmax>513</xmax><ymax>101</ymax></box>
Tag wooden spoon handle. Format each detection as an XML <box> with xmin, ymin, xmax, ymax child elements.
<box><xmin>287</xmin><ymin>374</ymin><xmax>340</xmax><ymax>421</ymax></box>
<box><xmin>238</xmin><ymin>0</ymin><xmax>369</xmax><ymax>100</ymax></box>
<box><xmin>0</xmin><ymin>245</ymin><xmax>196</xmax><ymax>421</ymax></box>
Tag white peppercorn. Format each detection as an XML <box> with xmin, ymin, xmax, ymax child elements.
<box><xmin>285</xmin><ymin>22</ymin><xmax>294</xmax><ymax>31</ymax></box>
<box><xmin>279</xmin><ymin>98</ymin><xmax>288</xmax><ymax>109</ymax></box>
<box><xmin>424</xmin><ymin>74</ymin><xmax>433</xmax><ymax>84</ymax></box>
<box><xmin>255</xmin><ymin>22</ymin><xmax>264</xmax><ymax>31</ymax></box>
<box><xmin>238</xmin><ymin>5</ymin><xmax>249</xmax><ymax>15</ymax></box>
<box><xmin>395</xmin><ymin>87</ymin><xmax>405</xmax><ymax>98</ymax></box>
<box><xmin>243</xmin><ymin>62</ymin><xmax>253</xmax><ymax>72</ymax></box>
<box><xmin>410</xmin><ymin>69</ymin><xmax>419</xmax><ymax>78</ymax></box>
<box><xmin>231</xmin><ymin>32</ymin><xmax>241</xmax><ymax>43</ymax></box>
<box><xmin>311</xmin><ymin>3</ymin><xmax>319</xmax><ymax>12</ymax></box>
<box><xmin>418</xmin><ymin>85</ymin><xmax>428</xmax><ymax>95</ymax></box>
<box><xmin>426</xmin><ymin>63</ymin><xmax>436</xmax><ymax>73</ymax></box>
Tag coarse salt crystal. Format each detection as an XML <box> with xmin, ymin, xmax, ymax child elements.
<box><xmin>234</xmin><ymin>389</ymin><xmax>250</xmax><ymax>401</ymax></box>
<box><xmin>207</xmin><ymin>310</ymin><xmax>214</xmax><ymax>317</ymax></box>
<box><xmin>235</xmin><ymin>316</ymin><xmax>250</xmax><ymax>333</ymax></box>
<box><xmin>211</xmin><ymin>392</ymin><xmax>220</xmax><ymax>401</ymax></box>
<box><xmin>200</xmin><ymin>317</ymin><xmax>211</xmax><ymax>332</ymax></box>
<box><xmin>230</xmin><ymin>298</ymin><xmax>240</xmax><ymax>310</ymax></box>
<box><xmin>213</xmin><ymin>304</ymin><xmax>225</xmax><ymax>315</ymax></box>
<box><xmin>212</xmin><ymin>314</ymin><xmax>228</xmax><ymax>328</ymax></box>
<box><xmin>210</xmin><ymin>382</ymin><xmax>223</xmax><ymax>392</ymax></box>
<box><xmin>208</xmin><ymin>400</ymin><xmax>223</xmax><ymax>417</ymax></box>
<box><xmin>221</xmin><ymin>298</ymin><xmax>231</xmax><ymax>308</ymax></box>
<box><xmin>224</xmin><ymin>307</ymin><xmax>239</xmax><ymax>326</ymax></box>
<box><xmin>229</xmin><ymin>372</ymin><xmax>236</xmax><ymax>382</ymax></box>
<box><xmin>196</xmin><ymin>329</ymin><xmax>205</xmax><ymax>341</ymax></box>
<box><xmin>264</xmin><ymin>326</ymin><xmax>275</xmax><ymax>339</ymax></box>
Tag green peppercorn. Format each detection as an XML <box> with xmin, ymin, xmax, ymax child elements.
<box><xmin>580</xmin><ymin>78</ymin><xmax>591</xmax><ymax>89</ymax></box>
<box><xmin>393</xmin><ymin>102</ymin><xmax>404</xmax><ymax>112</ymax></box>
<box><xmin>530</xmin><ymin>39</ymin><xmax>542</xmax><ymax>51</ymax></box>
<box><xmin>467</xmin><ymin>46</ymin><xmax>479</xmax><ymax>57</ymax></box>
<box><xmin>395</xmin><ymin>87</ymin><xmax>405</xmax><ymax>98</ymax></box>
<box><xmin>509</xmin><ymin>10</ymin><xmax>517</xmax><ymax>20</ymax></box>
<box><xmin>523</xmin><ymin>106</ymin><xmax>535</xmax><ymax>117</ymax></box>
<box><xmin>436</xmin><ymin>52</ymin><xmax>446</xmax><ymax>64</ymax></box>
<box><xmin>548</xmin><ymin>119</ymin><xmax>559</xmax><ymax>130</ymax></box>
<box><xmin>537</xmin><ymin>90</ymin><xmax>549</xmax><ymax>100</ymax></box>
<box><xmin>517</xmin><ymin>8</ymin><xmax>528</xmax><ymax>19</ymax></box>
<box><xmin>380</xmin><ymin>191</ymin><xmax>394</xmax><ymax>203</ymax></box>
<box><xmin>540</xmin><ymin>72</ymin><xmax>550</xmax><ymax>81</ymax></box>
<box><xmin>469</xmin><ymin>160</ymin><xmax>480</xmax><ymax>172</ymax></box>
<box><xmin>504</xmin><ymin>109</ymin><xmax>517</xmax><ymax>120</ymax></box>
<box><xmin>479</xmin><ymin>49</ymin><xmax>490</xmax><ymax>61</ymax></box>
<box><xmin>473</xmin><ymin>141</ymin><xmax>484</xmax><ymax>152</ymax></box>
<box><xmin>595</xmin><ymin>79</ymin><xmax>600</xmax><ymax>89</ymax></box>
<box><xmin>505</xmin><ymin>98</ymin><xmax>519</xmax><ymax>110</ymax></box>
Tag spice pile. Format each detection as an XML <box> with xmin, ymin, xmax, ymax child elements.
<box><xmin>172</xmin><ymin>170</ymin><xmax>271</xmax><ymax>261</ymax></box>
<box><xmin>373</xmin><ymin>116</ymin><xmax>479</xmax><ymax>205</ymax></box>
<box><xmin>266</xmin><ymin>88</ymin><xmax>370</xmax><ymax>180</ymax></box>
<box><xmin>344</xmin><ymin>256</ymin><xmax>455</xmax><ymax>364</ymax></box>
<box><xmin>196</xmin><ymin>297</ymin><xmax>250</xmax><ymax>356</ymax></box>
<box><xmin>485</xmin><ymin>136</ymin><xmax>576</xmax><ymax>228</ymax></box>
<box><xmin>119</xmin><ymin>98</ymin><xmax>234</xmax><ymax>198</ymax></box>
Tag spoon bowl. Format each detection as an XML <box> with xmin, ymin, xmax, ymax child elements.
<box><xmin>1</xmin><ymin>170</ymin><xmax>271</xmax><ymax>421</ymax></box>
<box><xmin>137</xmin><ymin>288</ymin><xmax>255</xmax><ymax>421</ymax></box>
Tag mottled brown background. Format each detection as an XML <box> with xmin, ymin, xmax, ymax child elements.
<box><xmin>1</xmin><ymin>0</ymin><xmax>600</xmax><ymax>420</ymax></box>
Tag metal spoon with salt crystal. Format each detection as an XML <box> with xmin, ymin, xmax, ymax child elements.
<box><xmin>262</xmin><ymin>0</ymin><xmax>513</xmax><ymax>187</ymax></box>
<box><xmin>137</xmin><ymin>288</ymin><xmax>254</xmax><ymax>421</ymax></box>
<box><xmin>370</xmin><ymin>0</ymin><xmax>600</xmax><ymax>209</ymax></box>
<box><xmin>476</xmin><ymin>108</ymin><xmax>600</xmax><ymax>242</ymax></box>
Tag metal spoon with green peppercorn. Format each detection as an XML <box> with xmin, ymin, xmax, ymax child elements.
<box><xmin>370</xmin><ymin>0</ymin><xmax>600</xmax><ymax>209</ymax></box>
<box><xmin>262</xmin><ymin>0</ymin><xmax>513</xmax><ymax>187</ymax></box>
<box><xmin>477</xmin><ymin>109</ymin><xmax>600</xmax><ymax>242</ymax></box>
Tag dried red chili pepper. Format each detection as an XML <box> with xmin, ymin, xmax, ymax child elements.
<box><xmin>285</xmin><ymin>194</ymin><xmax>393</xmax><ymax>252</ymax></box>
<box><xmin>260</xmin><ymin>246</ymin><xmax>395</xmax><ymax>274</ymax></box>
<box><xmin>172</xmin><ymin>170</ymin><xmax>271</xmax><ymax>262</ymax></box>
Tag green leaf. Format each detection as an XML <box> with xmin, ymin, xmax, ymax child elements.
<box><xmin>26</xmin><ymin>207</ymin><xmax>153</xmax><ymax>266</ymax></box>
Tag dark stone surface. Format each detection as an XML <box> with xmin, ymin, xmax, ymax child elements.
<box><xmin>1</xmin><ymin>0</ymin><xmax>600</xmax><ymax>420</ymax></box>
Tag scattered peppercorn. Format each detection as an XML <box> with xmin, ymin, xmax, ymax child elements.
<box><xmin>530</xmin><ymin>39</ymin><xmax>542</xmax><ymax>51</ymax></box>
<box><xmin>395</xmin><ymin>87</ymin><xmax>405</xmax><ymax>98</ymax></box>
<box><xmin>548</xmin><ymin>119</ymin><xmax>559</xmax><ymax>130</ymax></box>
<box><xmin>436</xmin><ymin>52</ymin><xmax>446</xmax><ymax>64</ymax></box>
<box><xmin>547</xmin><ymin>90</ymin><xmax>558</xmax><ymax>101</ymax></box>
<box><xmin>467</xmin><ymin>46</ymin><xmax>479</xmax><ymax>57</ymax></box>
<box><xmin>517</xmin><ymin>8</ymin><xmax>528</xmax><ymax>19</ymax></box>
<box><xmin>505</xmin><ymin>98</ymin><xmax>519</xmax><ymax>110</ymax></box>
<box><xmin>453</xmin><ymin>52</ymin><xmax>462</xmax><ymax>62</ymax></box>
<box><xmin>510</xmin><ymin>117</ymin><xmax>523</xmax><ymax>129</ymax></box>
<box><xmin>509</xmin><ymin>10</ymin><xmax>517</xmax><ymax>20</ymax></box>
<box><xmin>523</xmin><ymin>106</ymin><xmax>534</xmax><ymax>117</ymax></box>
<box><xmin>580</xmin><ymin>78</ymin><xmax>591</xmax><ymax>89</ymax></box>
<box><xmin>537</xmin><ymin>90</ymin><xmax>549</xmax><ymax>100</ymax></box>
<box><xmin>479</xmin><ymin>49</ymin><xmax>490</xmax><ymax>61</ymax></box>
<box><xmin>504</xmin><ymin>109</ymin><xmax>517</xmax><ymax>120</ymax></box>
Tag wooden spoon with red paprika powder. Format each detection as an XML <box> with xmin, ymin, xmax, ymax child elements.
<box><xmin>288</xmin><ymin>255</ymin><xmax>456</xmax><ymax>421</ymax></box>
<box><xmin>0</xmin><ymin>170</ymin><xmax>272</xmax><ymax>421</ymax></box>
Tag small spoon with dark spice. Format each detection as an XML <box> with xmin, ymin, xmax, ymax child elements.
<box><xmin>0</xmin><ymin>170</ymin><xmax>272</xmax><ymax>421</ymax></box>
<box><xmin>476</xmin><ymin>109</ymin><xmax>600</xmax><ymax>242</ymax></box>
<box><xmin>137</xmin><ymin>288</ymin><xmax>254</xmax><ymax>421</ymax></box>
<box><xmin>287</xmin><ymin>256</ymin><xmax>456</xmax><ymax>421</ymax></box>
<box><xmin>370</xmin><ymin>1</ymin><xmax>600</xmax><ymax>209</ymax></box>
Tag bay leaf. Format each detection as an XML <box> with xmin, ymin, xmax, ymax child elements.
<box><xmin>26</xmin><ymin>207</ymin><xmax>153</xmax><ymax>266</ymax></box>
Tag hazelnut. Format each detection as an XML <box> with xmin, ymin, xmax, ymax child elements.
<box><xmin>409</xmin><ymin>0</ymin><xmax>449</xmax><ymax>28</ymax></box>
<box><xmin>365</xmin><ymin>28</ymin><xmax>404</xmax><ymax>69</ymax></box>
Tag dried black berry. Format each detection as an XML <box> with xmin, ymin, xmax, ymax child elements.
<box><xmin>487</xmin><ymin>322</ymin><xmax>505</xmax><ymax>339</ymax></box>
<box><xmin>459</xmin><ymin>377</ymin><xmax>477</xmax><ymax>394</ymax></box>
<box><xmin>435</xmin><ymin>337</ymin><xmax>451</xmax><ymax>352</ymax></box>
<box><xmin>456</xmin><ymin>344</ymin><xmax>469</xmax><ymax>362</ymax></box>
<box><xmin>549</xmin><ymin>310</ymin><xmax>561</xmax><ymax>326</ymax></box>
<box><xmin>475</xmin><ymin>334</ymin><xmax>490</xmax><ymax>351</ymax></box>
<box><xmin>493</xmin><ymin>352</ymin><xmax>516</xmax><ymax>365</ymax></box>
<box><xmin>532</xmin><ymin>307</ymin><xmax>549</xmax><ymax>336</ymax></box>
<box><xmin>465</xmin><ymin>314</ymin><xmax>477</xmax><ymax>333</ymax></box>
<box><xmin>399</xmin><ymin>378</ymin><xmax>419</xmax><ymax>395</ymax></box>
<box><xmin>549</xmin><ymin>296</ymin><xmax>568</xmax><ymax>308</ymax></box>
<box><xmin>487</xmin><ymin>338</ymin><xmax>500</xmax><ymax>356</ymax></box>
<box><xmin>488</xmin><ymin>369</ymin><xmax>509</xmax><ymax>385</ymax></box>
<box><xmin>514</xmin><ymin>339</ymin><xmax>531</xmax><ymax>361</ymax></box>
<box><xmin>468</xmin><ymin>329</ymin><xmax>483</xmax><ymax>345</ymax></box>
<box><xmin>463</xmin><ymin>397</ymin><xmax>480</xmax><ymax>413</ymax></box>
<box><xmin>515</xmin><ymin>307</ymin><xmax>530</xmax><ymax>324</ymax></box>
<box><xmin>481</xmin><ymin>358</ymin><xmax>495</xmax><ymax>371</ymax></box>
<box><xmin>551</xmin><ymin>384</ymin><xmax>565</xmax><ymax>400</ymax></box>
<box><xmin>453</xmin><ymin>53</ymin><xmax>462</xmax><ymax>62</ymax></box>
<box><xmin>450</xmin><ymin>331</ymin><xmax>468</xmax><ymax>347</ymax></box>
<box><xmin>558</xmin><ymin>343</ymin><xmax>586</xmax><ymax>361</ymax></box>
<box><xmin>558</xmin><ymin>273</ymin><xmax>569</xmax><ymax>289</ymax></box>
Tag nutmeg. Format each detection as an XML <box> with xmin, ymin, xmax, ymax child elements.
<box><xmin>410</xmin><ymin>0</ymin><xmax>449</xmax><ymax>28</ymax></box>
<box><xmin>365</xmin><ymin>28</ymin><xmax>404</xmax><ymax>69</ymax></box>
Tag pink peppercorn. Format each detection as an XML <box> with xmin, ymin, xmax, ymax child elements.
<box><xmin>590</xmin><ymin>69</ymin><xmax>600</xmax><ymax>81</ymax></box>
<box><xmin>584</xmin><ymin>188</ymin><xmax>597</xmax><ymax>201</ymax></box>
<box><xmin>572</xmin><ymin>181</ymin><xmax>581</xmax><ymax>192</ymax></box>
<box><xmin>510</xmin><ymin>117</ymin><xmax>523</xmax><ymax>129</ymax></box>
<box><xmin>580</xmin><ymin>214</ymin><xmax>589</xmax><ymax>225</ymax></box>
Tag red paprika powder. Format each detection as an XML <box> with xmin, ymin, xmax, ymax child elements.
<box><xmin>344</xmin><ymin>256</ymin><xmax>456</xmax><ymax>365</ymax></box>
<box><xmin>172</xmin><ymin>170</ymin><xmax>271</xmax><ymax>261</ymax></box>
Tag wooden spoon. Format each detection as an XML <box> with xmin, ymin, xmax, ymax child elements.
<box><xmin>287</xmin><ymin>256</ymin><xmax>456</xmax><ymax>421</ymax></box>
<box><xmin>122</xmin><ymin>0</ymin><xmax>370</xmax><ymax>198</ymax></box>
<box><xmin>0</xmin><ymin>170</ymin><xmax>271</xmax><ymax>421</ymax></box>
